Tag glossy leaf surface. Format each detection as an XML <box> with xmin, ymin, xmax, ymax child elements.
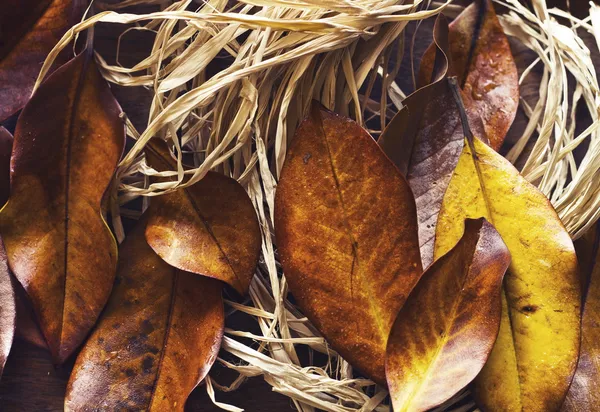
<box><xmin>0</xmin><ymin>0</ymin><xmax>82</xmax><ymax>121</ymax></box>
<box><xmin>275</xmin><ymin>103</ymin><xmax>422</xmax><ymax>384</ymax></box>
<box><xmin>379</xmin><ymin>16</ymin><xmax>486</xmax><ymax>267</ymax></box>
<box><xmin>562</xmin><ymin>226</ymin><xmax>600</xmax><ymax>411</ymax></box>
<box><xmin>387</xmin><ymin>219</ymin><xmax>509</xmax><ymax>412</ymax></box>
<box><xmin>0</xmin><ymin>241</ymin><xmax>16</xmax><ymax>377</ymax></box>
<box><xmin>144</xmin><ymin>141</ymin><xmax>261</xmax><ymax>295</ymax></box>
<box><xmin>420</xmin><ymin>0</ymin><xmax>518</xmax><ymax>150</ymax></box>
<box><xmin>0</xmin><ymin>51</ymin><xmax>125</xmax><ymax>363</ymax></box>
<box><xmin>66</xmin><ymin>219</ymin><xmax>224</xmax><ymax>411</ymax></box>
<box><xmin>435</xmin><ymin>137</ymin><xmax>580</xmax><ymax>411</ymax></box>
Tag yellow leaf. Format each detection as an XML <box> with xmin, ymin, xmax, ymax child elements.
<box><xmin>434</xmin><ymin>137</ymin><xmax>580</xmax><ymax>411</ymax></box>
<box><xmin>386</xmin><ymin>218</ymin><xmax>509</xmax><ymax>412</ymax></box>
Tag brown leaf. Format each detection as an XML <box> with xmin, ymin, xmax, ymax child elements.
<box><xmin>419</xmin><ymin>0</ymin><xmax>518</xmax><ymax>150</ymax></box>
<box><xmin>378</xmin><ymin>15</ymin><xmax>487</xmax><ymax>267</ymax></box>
<box><xmin>386</xmin><ymin>218</ymin><xmax>509</xmax><ymax>412</ymax></box>
<box><xmin>0</xmin><ymin>50</ymin><xmax>126</xmax><ymax>364</ymax></box>
<box><xmin>435</xmin><ymin>114</ymin><xmax>580</xmax><ymax>409</ymax></box>
<box><xmin>0</xmin><ymin>0</ymin><xmax>84</xmax><ymax>122</ymax></box>
<box><xmin>0</xmin><ymin>127</ymin><xmax>12</xmax><ymax>206</ymax></box>
<box><xmin>0</xmin><ymin>239</ymin><xmax>16</xmax><ymax>377</ymax></box>
<box><xmin>561</xmin><ymin>224</ymin><xmax>600</xmax><ymax>411</ymax></box>
<box><xmin>274</xmin><ymin>103</ymin><xmax>422</xmax><ymax>384</ymax></box>
<box><xmin>13</xmin><ymin>280</ymin><xmax>48</xmax><ymax>350</ymax></box>
<box><xmin>144</xmin><ymin>140</ymin><xmax>261</xmax><ymax>296</ymax></box>
<box><xmin>66</xmin><ymin>218</ymin><xmax>224</xmax><ymax>411</ymax></box>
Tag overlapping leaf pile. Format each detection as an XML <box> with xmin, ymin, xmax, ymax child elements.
<box><xmin>0</xmin><ymin>0</ymin><xmax>598</xmax><ymax>411</ymax></box>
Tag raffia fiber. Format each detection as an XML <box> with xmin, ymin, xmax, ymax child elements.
<box><xmin>34</xmin><ymin>0</ymin><xmax>600</xmax><ymax>410</ymax></box>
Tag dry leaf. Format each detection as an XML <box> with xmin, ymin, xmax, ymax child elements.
<box><xmin>561</xmin><ymin>225</ymin><xmax>600</xmax><ymax>411</ymax></box>
<box><xmin>66</xmin><ymin>218</ymin><xmax>224</xmax><ymax>411</ymax></box>
<box><xmin>0</xmin><ymin>239</ymin><xmax>16</xmax><ymax>377</ymax></box>
<box><xmin>144</xmin><ymin>140</ymin><xmax>261</xmax><ymax>296</ymax></box>
<box><xmin>13</xmin><ymin>281</ymin><xmax>47</xmax><ymax>350</ymax></box>
<box><xmin>275</xmin><ymin>103</ymin><xmax>422</xmax><ymax>384</ymax></box>
<box><xmin>435</xmin><ymin>98</ymin><xmax>580</xmax><ymax>410</ymax></box>
<box><xmin>0</xmin><ymin>127</ymin><xmax>12</xmax><ymax>206</ymax></box>
<box><xmin>0</xmin><ymin>50</ymin><xmax>126</xmax><ymax>364</ymax></box>
<box><xmin>0</xmin><ymin>0</ymin><xmax>83</xmax><ymax>121</ymax></box>
<box><xmin>379</xmin><ymin>15</ymin><xmax>487</xmax><ymax>267</ymax></box>
<box><xmin>420</xmin><ymin>0</ymin><xmax>518</xmax><ymax>150</ymax></box>
<box><xmin>386</xmin><ymin>218</ymin><xmax>509</xmax><ymax>412</ymax></box>
<box><xmin>0</xmin><ymin>128</ymin><xmax>18</xmax><ymax>366</ymax></box>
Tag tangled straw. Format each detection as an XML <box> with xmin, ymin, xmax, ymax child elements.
<box><xmin>33</xmin><ymin>0</ymin><xmax>600</xmax><ymax>410</ymax></box>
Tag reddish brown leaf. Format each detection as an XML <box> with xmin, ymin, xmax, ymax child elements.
<box><xmin>0</xmin><ymin>128</ymin><xmax>43</xmax><ymax>350</ymax></box>
<box><xmin>0</xmin><ymin>240</ymin><xmax>16</xmax><ymax>377</ymax></box>
<box><xmin>561</xmin><ymin>225</ymin><xmax>600</xmax><ymax>411</ymax></box>
<box><xmin>0</xmin><ymin>0</ymin><xmax>84</xmax><ymax>122</ymax></box>
<box><xmin>0</xmin><ymin>50</ymin><xmax>126</xmax><ymax>363</ymax></box>
<box><xmin>144</xmin><ymin>140</ymin><xmax>261</xmax><ymax>295</ymax></box>
<box><xmin>419</xmin><ymin>0</ymin><xmax>518</xmax><ymax>150</ymax></box>
<box><xmin>275</xmin><ymin>103</ymin><xmax>422</xmax><ymax>384</ymax></box>
<box><xmin>13</xmin><ymin>280</ymin><xmax>47</xmax><ymax>350</ymax></box>
<box><xmin>0</xmin><ymin>127</ymin><xmax>12</xmax><ymax>206</ymax></box>
<box><xmin>386</xmin><ymin>218</ymin><xmax>509</xmax><ymax>412</ymax></box>
<box><xmin>66</xmin><ymin>218</ymin><xmax>224</xmax><ymax>411</ymax></box>
<box><xmin>379</xmin><ymin>16</ymin><xmax>486</xmax><ymax>267</ymax></box>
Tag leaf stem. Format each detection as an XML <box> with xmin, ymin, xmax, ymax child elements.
<box><xmin>448</xmin><ymin>77</ymin><xmax>477</xmax><ymax>156</ymax></box>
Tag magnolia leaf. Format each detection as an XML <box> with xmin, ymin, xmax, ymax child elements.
<box><xmin>0</xmin><ymin>127</ymin><xmax>12</xmax><ymax>206</ymax></box>
<box><xmin>275</xmin><ymin>103</ymin><xmax>422</xmax><ymax>384</ymax></box>
<box><xmin>420</xmin><ymin>0</ymin><xmax>518</xmax><ymax>150</ymax></box>
<box><xmin>0</xmin><ymin>129</ymin><xmax>16</xmax><ymax>370</ymax></box>
<box><xmin>0</xmin><ymin>50</ymin><xmax>126</xmax><ymax>364</ymax></box>
<box><xmin>378</xmin><ymin>16</ymin><xmax>487</xmax><ymax>267</ymax></box>
<box><xmin>13</xmin><ymin>281</ymin><xmax>47</xmax><ymax>350</ymax></box>
<box><xmin>561</xmin><ymin>225</ymin><xmax>600</xmax><ymax>411</ymax></box>
<box><xmin>0</xmin><ymin>240</ymin><xmax>16</xmax><ymax>377</ymax></box>
<box><xmin>387</xmin><ymin>218</ymin><xmax>509</xmax><ymax>412</ymax></box>
<box><xmin>66</xmin><ymin>218</ymin><xmax>224</xmax><ymax>411</ymax></box>
<box><xmin>144</xmin><ymin>140</ymin><xmax>261</xmax><ymax>296</ymax></box>
<box><xmin>0</xmin><ymin>0</ymin><xmax>83</xmax><ymax>122</ymax></box>
<box><xmin>435</xmin><ymin>89</ymin><xmax>580</xmax><ymax>410</ymax></box>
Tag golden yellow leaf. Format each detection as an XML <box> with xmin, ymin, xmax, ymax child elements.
<box><xmin>435</xmin><ymin>136</ymin><xmax>580</xmax><ymax>411</ymax></box>
<box><xmin>386</xmin><ymin>218</ymin><xmax>509</xmax><ymax>412</ymax></box>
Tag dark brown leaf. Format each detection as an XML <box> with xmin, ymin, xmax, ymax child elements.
<box><xmin>379</xmin><ymin>15</ymin><xmax>486</xmax><ymax>267</ymax></box>
<box><xmin>561</xmin><ymin>224</ymin><xmax>600</xmax><ymax>411</ymax></box>
<box><xmin>0</xmin><ymin>0</ymin><xmax>84</xmax><ymax>121</ymax></box>
<box><xmin>144</xmin><ymin>140</ymin><xmax>261</xmax><ymax>295</ymax></box>
<box><xmin>0</xmin><ymin>127</ymin><xmax>12</xmax><ymax>206</ymax></box>
<box><xmin>0</xmin><ymin>50</ymin><xmax>126</xmax><ymax>363</ymax></box>
<box><xmin>386</xmin><ymin>218</ymin><xmax>509</xmax><ymax>412</ymax></box>
<box><xmin>419</xmin><ymin>0</ymin><xmax>518</xmax><ymax>150</ymax></box>
<box><xmin>0</xmin><ymin>239</ymin><xmax>16</xmax><ymax>377</ymax></box>
<box><xmin>275</xmin><ymin>103</ymin><xmax>422</xmax><ymax>384</ymax></box>
<box><xmin>66</xmin><ymin>218</ymin><xmax>224</xmax><ymax>411</ymax></box>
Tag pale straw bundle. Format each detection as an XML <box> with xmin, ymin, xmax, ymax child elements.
<box><xmin>33</xmin><ymin>0</ymin><xmax>600</xmax><ymax>410</ymax></box>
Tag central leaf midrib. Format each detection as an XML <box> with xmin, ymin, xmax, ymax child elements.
<box><xmin>59</xmin><ymin>52</ymin><xmax>91</xmax><ymax>354</ymax></box>
<box><xmin>317</xmin><ymin>116</ymin><xmax>388</xmax><ymax>341</ymax></box>
<box><xmin>147</xmin><ymin>267</ymin><xmax>179</xmax><ymax>409</ymax></box>
<box><xmin>467</xmin><ymin>140</ymin><xmax>523</xmax><ymax>409</ymax></box>
<box><xmin>402</xmin><ymin>249</ymin><xmax>476</xmax><ymax>411</ymax></box>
